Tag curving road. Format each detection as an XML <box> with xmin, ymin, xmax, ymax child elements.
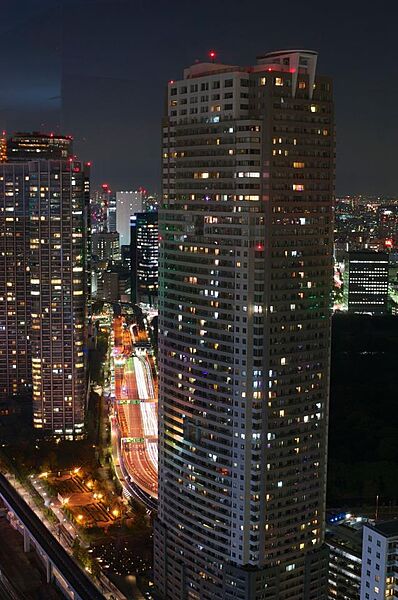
<box><xmin>111</xmin><ymin>316</ymin><xmax>158</xmax><ymax>505</ymax></box>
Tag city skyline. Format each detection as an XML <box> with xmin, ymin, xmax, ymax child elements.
<box><xmin>1</xmin><ymin>5</ymin><xmax>398</xmax><ymax>600</ymax></box>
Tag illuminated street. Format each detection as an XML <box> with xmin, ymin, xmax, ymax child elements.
<box><xmin>111</xmin><ymin>315</ymin><xmax>158</xmax><ymax>503</ymax></box>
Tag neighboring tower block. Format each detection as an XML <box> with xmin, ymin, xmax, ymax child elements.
<box><xmin>116</xmin><ymin>190</ymin><xmax>143</xmax><ymax>247</ymax></box>
<box><xmin>360</xmin><ymin>521</ymin><xmax>398</xmax><ymax>599</ymax></box>
<box><xmin>326</xmin><ymin>521</ymin><xmax>363</xmax><ymax>599</ymax></box>
<box><xmin>130</xmin><ymin>211</ymin><xmax>159</xmax><ymax>305</ymax></box>
<box><xmin>348</xmin><ymin>250</ymin><xmax>389</xmax><ymax>315</ymax></box>
<box><xmin>31</xmin><ymin>160</ymin><xmax>90</xmax><ymax>438</ymax></box>
<box><xmin>91</xmin><ymin>231</ymin><xmax>120</xmax><ymax>262</ymax></box>
<box><xmin>0</xmin><ymin>131</ymin><xmax>7</xmax><ymax>162</ymax></box>
<box><xmin>0</xmin><ymin>164</ymin><xmax>32</xmax><ymax>407</ymax></box>
<box><xmin>7</xmin><ymin>132</ymin><xmax>73</xmax><ymax>161</ymax></box>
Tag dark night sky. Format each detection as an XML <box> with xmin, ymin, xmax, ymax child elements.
<box><xmin>0</xmin><ymin>0</ymin><xmax>397</xmax><ymax>195</ymax></box>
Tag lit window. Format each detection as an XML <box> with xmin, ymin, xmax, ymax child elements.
<box><xmin>310</xmin><ymin>105</ymin><xmax>317</xmax><ymax>113</ymax></box>
<box><xmin>293</xmin><ymin>184</ymin><xmax>304</xmax><ymax>191</ymax></box>
<box><xmin>259</xmin><ymin>77</ymin><xmax>266</xmax><ymax>86</ymax></box>
<box><xmin>293</xmin><ymin>162</ymin><xmax>305</xmax><ymax>169</ymax></box>
<box><xmin>275</xmin><ymin>77</ymin><xmax>283</xmax><ymax>86</ymax></box>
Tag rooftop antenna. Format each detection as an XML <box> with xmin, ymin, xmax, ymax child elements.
<box><xmin>375</xmin><ymin>494</ymin><xmax>379</xmax><ymax>521</ymax></box>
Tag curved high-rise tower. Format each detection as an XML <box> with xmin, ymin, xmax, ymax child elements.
<box><xmin>155</xmin><ymin>50</ymin><xmax>334</xmax><ymax>600</ymax></box>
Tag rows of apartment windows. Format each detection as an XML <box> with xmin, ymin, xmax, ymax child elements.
<box><xmin>170</xmin><ymin>78</ymin><xmax>331</xmax><ymax>96</ymax></box>
<box><xmin>171</xmin><ymin>79</ymin><xmax>247</xmax><ymax>95</ymax></box>
<box><xmin>171</xmin><ymin>92</ymin><xmax>247</xmax><ymax>105</ymax></box>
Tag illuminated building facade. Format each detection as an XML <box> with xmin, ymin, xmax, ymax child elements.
<box><xmin>108</xmin><ymin>191</ymin><xmax>117</xmax><ymax>233</ymax></box>
<box><xmin>377</xmin><ymin>205</ymin><xmax>398</xmax><ymax>246</ymax></box>
<box><xmin>92</xmin><ymin>231</ymin><xmax>120</xmax><ymax>262</ymax></box>
<box><xmin>155</xmin><ymin>50</ymin><xmax>334</xmax><ymax>600</ymax></box>
<box><xmin>326</xmin><ymin>522</ymin><xmax>362</xmax><ymax>599</ymax></box>
<box><xmin>348</xmin><ymin>250</ymin><xmax>389</xmax><ymax>315</ymax></box>
<box><xmin>130</xmin><ymin>211</ymin><xmax>158</xmax><ymax>305</ymax></box>
<box><xmin>0</xmin><ymin>164</ymin><xmax>31</xmax><ymax>407</ymax></box>
<box><xmin>90</xmin><ymin>183</ymin><xmax>112</xmax><ymax>233</ymax></box>
<box><xmin>0</xmin><ymin>156</ymin><xmax>90</xmax><ymax>434</ymax></box>
<box><xmin>30</xmin><ymin>160</ymin><xmax>90</xmax><ymax>438</ymax></box>
<box><xmin>360</xmin><ymin>521</ymin><xmax>398</xmax><ymax>600</ymax></box>
<box><xmin>116</xmin><ymin>190</ymin><xmax>143</xmax><ymax>247</ymax></box>
<box><xmin>7</xmin><ymin>132</ymin><xmax>73</xmax><ymax>161</ymax></box>
<box><xmin>0</xmin><ymin>132</ymin><xmax>7</xmax><ymax>162</ymax></box>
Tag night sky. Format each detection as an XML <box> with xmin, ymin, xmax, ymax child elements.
<box><xmin>0</xmin><ymin>0</ymin><xmax>397</xmax><ymax>195</ymax></box>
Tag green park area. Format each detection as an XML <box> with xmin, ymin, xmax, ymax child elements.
<box><xmin>328</xmin><ymin>314</ymin><xmax>398</xmax><ymax>512</ymax></box>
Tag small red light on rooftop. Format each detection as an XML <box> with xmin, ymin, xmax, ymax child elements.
<box><xmin>169</xmin><ymin>80</ymin><xmax>174</xmax><ymax>85</ymax></box>
<box><xmin>209</xmin><ymin>50</ymin><xmax>216</xmax><ymax>61</ymax></box>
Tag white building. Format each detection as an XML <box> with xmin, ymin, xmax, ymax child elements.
<box><xmin>116</xmin><ymin>190</ymin><xmax>143</xmax><ymax>247</ymax></box>
<box><xmin>360</xmin><ymin>521</ymin><xmax>398</xmax><ymax>600</ymax></box>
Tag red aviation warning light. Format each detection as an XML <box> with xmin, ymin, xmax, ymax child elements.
<box><xmin>209</xmin><ymin>50</ymin><xmax>216</xmax><ymax>62</ymax></box>
<box><xmin>385</xmin><ymin>238</ymin><xmax>393</xmax><ymax>249</ymax></box>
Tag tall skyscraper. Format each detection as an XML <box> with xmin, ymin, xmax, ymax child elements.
<box><xmin>7</xmin><ymin>132</ymin><xmax>73</xmax><ymax>161</ymax></box>
<box><xmin>30</xmin><ymin>160</ymin><xmax>90</xmax><ymax>438</ymax></box>
<box><xmin>0</xmin><ymin>132</ymin><xmax>7</xmax><ymax>162</ymax></box>
<box><xmin>130</xmin><ymin>211</ymin><xmax>158</xmax><ymax>305</ymax></box>
<box><xmin>91</xmin><ymin>183</ymin><xmax>112</xmax><ymax>233</ymax></box>
<box><xmin>0</xmin><ymin>137</ymin><xmax>90</xmax><ymax>435</ymax></box>
<box><xmin>155</xmin><ymin>50</ymin><xmax>334</xmax><ymax>599</ymax></box>
<box><xmin>0</xmin><ymin>163</ymin><xmax>32</xmax><ymax>407</ymax></box>
<box><xmin>116</xmin><ymin>190</ymin><xmax>143</xmax><ymax>247</ymax></box>
<box><xmin>348</xmin><ymin>250</ymin><xmax>389</xmax><ymax>315</ymax></box>
<box><xmin>107</xmin><ymin>189</ymin><xmax>117</xmax><ymax>233</ymax></box>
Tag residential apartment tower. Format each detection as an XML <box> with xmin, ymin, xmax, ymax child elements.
<box><xmin>0</xmin><ymin>148</ymin><xmax>90</xmax><ymax>436</ymax></box>
<box><xmin>155</xmin><ymin>49</ymin><xmax>334</xmax><ymax>600</ymax></box>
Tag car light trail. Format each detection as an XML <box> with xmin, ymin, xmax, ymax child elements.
<box><xmin>110</xmin><ymin>315</ymin><xmax>158</xmax><ymax>504</ymax></box>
